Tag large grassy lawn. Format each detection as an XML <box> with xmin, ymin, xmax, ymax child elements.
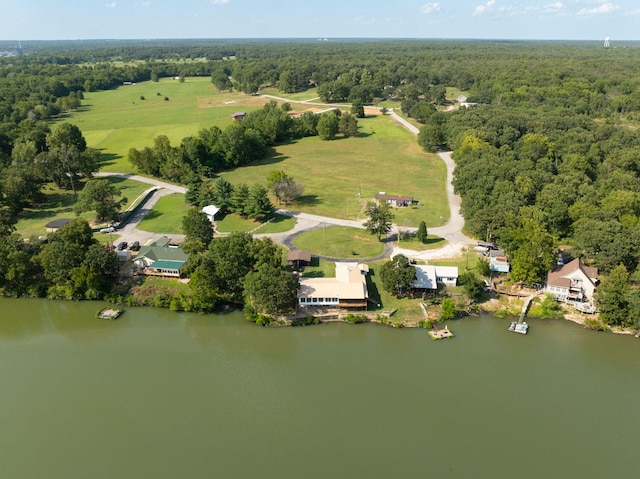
<box><xmin>136</xmin><ymin>193</ymin><xmax>189</xmax><ymax>234</ymax></box>
<box><xmin>14</xmin><ymin>178</ymin><xmax>151</xmax><ymax>238</ymax></box>
<box><xmin>292</xmin><ymin>226</ymin><xmax>385</xmax><ymax>259</ymax></box>
<box><xmin>64</xmin><ymin>77</ymin><xmax>270</xmax><ymax>172</ymax></box>
<box><xmin>218</xmin><ymin>114</ymin><xmax>448</xmax><ymax>227</ymax></box>
<box><xmin>59</xmin><ymin>78</ymin><xmax>450</xmax><ymax>231</ymax></box>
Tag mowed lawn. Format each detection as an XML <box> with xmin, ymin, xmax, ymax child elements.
<box><xmin>136</xmin><ymin>193</ymin><xmax>189</xmax><ymax>235</ymax></box>
<box><xmin>65</xmin><ymin>77</ymin><xmax>270</xmax><ymax>172</ymax></box>
<box><xmin>14</xmin><ymin>178</ymin><xmax>151</xmax><ymax>238</ymax></box>
<box><xmin>218</xmin><ymin>114</ymin><xmax>449</xmax><ymax>227</ymax></box>
<box><xmin>293</xmin><ymin>226</ymin><xmax>385</xmax><ymax>259</ymax></box>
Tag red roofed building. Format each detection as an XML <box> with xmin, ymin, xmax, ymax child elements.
<box><xmin>545</xmin><ymin>258</ymin><xmax>598</xmax><ymax>303</ymax></box>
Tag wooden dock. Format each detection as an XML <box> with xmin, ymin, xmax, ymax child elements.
<box><xmin>97</xmin><ymin>308</ymin><xmax>122</xmax><ymax>320</ymax></box>
<box><xmin>429</xmin><ymin>326</ymin><xmax>454</xmax><ymax>340</ymax></box>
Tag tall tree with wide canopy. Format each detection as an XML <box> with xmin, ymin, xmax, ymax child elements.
<box><xmin>380</xmin><ymin>254</ymin><xmax>416</xmax><ymax>297</ymax></box>
<box><xmin>363</xmin><ymin>201</ymin><xmax>394</xmax><ymax>241</ymax></box>
<box><xmin>74</xmin><ymin>179</ymin><xmax>127</xmax><ymax>223</ymax></box>
<box><xmin>39</xmin><ymin>123</ymin><xmax>98</xmax><ymax>194</ymax></box>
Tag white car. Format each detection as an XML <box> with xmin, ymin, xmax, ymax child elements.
<box><xmin>99</xmin><ymin>227</ymin><xmax>115</xmax><ymax>234</ymax></box>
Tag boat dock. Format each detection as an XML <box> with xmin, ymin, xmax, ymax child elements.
<box><xmin>421</xmin><ymin>302</ymin><xmax>454</xmax><ymax>340</ymax></box>
<box><xmin>97</xmin><ymin>308</ymin><xmax>122</xmax><ymax>320</ymax></box>
<box><xmin>508</xmin><ymin>295</ymin><xmax>533</xmax><ymax>334</ymax></box>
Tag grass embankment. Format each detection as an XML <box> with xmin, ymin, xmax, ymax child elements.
<box><xmin>215</xmin><ymin>213</ymin><xmax>296</xmax><ymax>234</ymax></box>
<box><xmin>219</xmin><ymin>114</ymin><xmax>448</xmax><ymax>228</ymax></box>
<box><xmin>14</xmin><ymin>178</ymin><xmax>150</xmax><ymax>238</ymax></box>
<box><xmin>292</xmin><ymin>226</ymin><xmax>385</xmax><ymax>259</ymax></box>
<box><xmin>136</xmin><ymin>193</ymin><xmax>189</xmax><ymax>235</ymax></box>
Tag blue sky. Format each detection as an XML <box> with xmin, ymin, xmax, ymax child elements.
<box><xmin>1</xmin><ymin>0</ymin><xmax>639</xmax><ymax>41</ymax></box>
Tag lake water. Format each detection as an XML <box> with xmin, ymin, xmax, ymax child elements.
<box><xmin>1</xmin><ymin>298</ymin><xmax>639</xmax><ymax>479</ymax></box>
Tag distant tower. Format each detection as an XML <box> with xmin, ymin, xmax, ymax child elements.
<box><xmin>604</xmin><ymin>37</ymin><xmax>610</xmax><ymax>48</ymax></box>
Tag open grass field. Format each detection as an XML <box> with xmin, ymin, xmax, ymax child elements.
<box><xmin>292</xmin><ymin>226</ymin><xmax>385</xmax><ymax>259</ymax></box>
<box><xmin>217</xmin><ymin>114</ymin><xmax>448</xmax><ymax>227</ymax></box>
<box><xmin>63</xmin><ymin>77</ymin><xmax>271</xmax><ymax>172</ymax></box>
<box><xmin>136</xmin><ymin>193</ymin><xmax>188</xmax><ymax>234</ymax></box>
<box><xmin>215</xmin><ymin>213</ymin><xmax>296</xmax><ymax>234</ymax></box>
<box><xmin>58</xmin><ymin>78</ymin><xmax>449</xmax><ymax>233</ymax></box>
<box><xmin>14</xmin><ymin>178</ymin><xmax>151</xmax><ymax>238</ymax></box>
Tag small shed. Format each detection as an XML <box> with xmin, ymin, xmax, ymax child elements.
<box><xmin>201</xmin><ymin>205</ymin><xmax>221</xmax><ymax>222</ymax></box>
<box><xmin>231</xmin><ymin>112</ymin><xmax>246</xmax><ymax>121</ymax></box>
<box><xmin>288</xmin><ymin>250</ymin><xmax>312</xmax><ymax>268</ymax></box>
<box><xmin>45</xmin><ymin>218</ymin><xmax>72</xmax><ymax>233</ymax></box>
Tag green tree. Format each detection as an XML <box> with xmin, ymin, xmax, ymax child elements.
<box><xmin>416</xmin><ymin>221</ymin><xmax>428</xmax><ymax>243</ymax></box>
<box><xmin>363</xmin><ymin>201</ymin><xmax>394</xmax><ymax>241</ymax></box>
<box><xmin>596</xmin><ymin>264</ymin><xmax>630</xmax><ymax>326</ymax></box>
<box><xmin>243</xmin><ymin>264</ymin><xmax>299</xmax><ymax>316</ymax></box>
<box><xmin>71</xmin><ymin>243</ymin><xmax>120</xmax><ymax>299</ymax></box>
<box><xmin>351</xmin><ymin>99</ymin><xmax>365</xmax><ymax>118</ymax></box>
<box><xmin>0</xmin><ymin>233</ymin><xmax>41</xmax><ymax>297</ymax></box>
<box><xmin>182</xmin><ymin>208</ymin><xmax>214</xmax><ymax>251</ymax></box>
<box><xmin>74</xmin><ymin>179</ymin><xmax>127</xmax><ymax>223</ymax></box>
<box><xmin>504</xmin><ymin>206</ymin><xmax>556</xmax><ymax>284</ymax></box>
<box><xmin>458</xmin><ymin>271</ymin><xmax>485</xmax><ymax>300</ymax></box>
<box><xmin>244</xmin><ymin>184</ymin><xmax>274</xmax><ymax>221</ymax></box>
<box><xmin>440</xmin><ymin>297</ymin><xmax>456</xmax><ymax>321</ymax></box>
<box><xmin>338</xmin><ymin>112</ymin><xmax>358</xmax><ymax>137</ymax></box>
<box><xmin>230</xmin><ymin>183</ymin><xmax>250</xmax><ymax>216</ymax></box>
<box><xmin>380</xmin><ymin>254</ymin><xmax>416</xmax><ymax>297</ymax></box>
<box><xmin>316</xmin><ymin>112</ymin><xmax>340</xmax><ymax>140</ymax></box>
<box><xmin>40</xmin><ymin>123</ymin><xmax>98</xmax><ymax>194</ymax></box>
<box><xmin>211</xmin><ymin>177</ymin><xmax>235</xmax><ymax>214</ymax></box>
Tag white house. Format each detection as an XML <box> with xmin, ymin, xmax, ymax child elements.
<box><xmin>298</xmin><ymin>262</ymin><xmax>369</xmax><ymax>309</ymax></box>
<box><xmin>545</xmin><ymin>258</ymin><xmax>598</xmax><ymax>303</ymax></box>
<box><xmin>411</xmin><ymin>265</ymin><xmax>459</xmax><ymax>290</ymax></box>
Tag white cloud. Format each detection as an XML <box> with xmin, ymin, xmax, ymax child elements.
<box><xmin>577</xmin><ymin>2</ymin><xmax>619</xmax><ymax>15</ymax></box>
<box><xmin>542</xmin><ymin>2</ymin><xmax>564</xmax><ymax>13</ymax></box>
<box><xmin>210</xmin><ymin>0</ymin><xmax>230</xmax><ymax>5</ymax></box>
<box><xmin>141</xmin><ymin>1</ymin><xmax>151</xmax><ymax>7</ymax></box>
<box><xmin>419</xmin><ymin>2</ymin><xmax>441</xmax><ymax>15</ymax></box>
<box><xmin>473</xmin><ymin>0</ymin><xmax>496</xmax><ymax>16</ymax></box>
<box><xmin>105</xmin><ymin>2</ymin><xmax>116</xmax><ymax>7</ymax></box>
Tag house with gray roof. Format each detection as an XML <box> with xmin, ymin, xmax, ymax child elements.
<box><xmin>133</xmin><ymin>237</ymin><xmax>189</xmax><ymax>278</ymax></box>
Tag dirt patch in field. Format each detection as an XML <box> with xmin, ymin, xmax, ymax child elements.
<box><xmin>197</xmin><ymin>95</ymin><xmax>270</xmax><ymax>109</ymax></box>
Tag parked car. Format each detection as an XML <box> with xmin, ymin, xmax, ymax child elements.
<box><xmin>99</xmin><ymin>227</ymin><xmax>115</xmax><ymax>234</ymax></box>
<box><xmin>129</xmin><ymin>241</ymin><xmax>140</xmax><ymax>251</ymax></box>
<box><xmin>117</xmin><ymin>241</ymin><xmax>128</xmax><ymax>251</ymax></box>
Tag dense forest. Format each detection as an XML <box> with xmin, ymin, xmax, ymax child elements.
<box><xmin>2</xmin><ymin>39</ymin><xmax>640</xmax><ymax>324</ymax></box>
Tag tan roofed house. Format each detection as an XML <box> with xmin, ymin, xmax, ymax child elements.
<box><xmin>546</xmin><ymin>258</ymin><xmax>598</xmax><ymax>303</ymax></box>
<box><xmin>298</xmin><ymin>262</ymin><xmax>369</xmax><ymax>309</ymax></box>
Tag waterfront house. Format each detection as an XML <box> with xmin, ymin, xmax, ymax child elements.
<box><xmin>298</xmin><ymin>262</ymin><xmax>369</xmax><ymax>309</ymax></box>
<box><xmin>133</xmin><ymin>237</ymin><xmax>189</xmax><ymax>278</ymax></box>
<box><xmin>411</xmin><ymin>265</ymin><xmax>459</xmax><ymax>290</ymax></box>
<box><xmin>489</xmin><ymin>249</ymin><xmax>510</xmax><ymax>273</ymax></box>
<box><xmin>545</xmin><ymin>258</ymin><xmax>598</xmax><ymax>303</ymax></box>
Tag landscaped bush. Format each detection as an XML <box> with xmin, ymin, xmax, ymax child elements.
<box><xmin>345</xmin><ymin>313</ymin><xmax>367</xmax><ymax>324</ymax></box>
